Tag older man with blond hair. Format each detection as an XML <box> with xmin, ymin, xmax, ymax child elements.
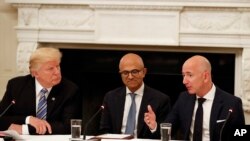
<box><xmin>0</xmin><ymin>47</ymin><xmax>81</xmax><ymax>135</ymax></box>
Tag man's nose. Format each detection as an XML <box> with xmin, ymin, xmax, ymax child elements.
<box><xmin>183</xmin><ymin>76</ymin><xmax>187</xmax><ymax>84</ymax></box>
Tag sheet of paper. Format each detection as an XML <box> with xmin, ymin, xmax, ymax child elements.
<box><xmin>94</xmin><ymin>133</ymin><xmax>133</xmax><ymax>139</ymax></box>
<box><xmin>0</xmin><ymin>130</ymin><xmax>23</xmax><ymax>140</ymax></box>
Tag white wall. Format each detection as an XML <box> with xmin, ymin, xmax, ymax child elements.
<box><xmin>0</xmin><ymin>0</ymin><xmax>18</xmax><ymax>99</ymax></box>
<box><xmin>0</xmin><ymin>0</ymin><xmax>250</xmax><ymax>124</ymax></box>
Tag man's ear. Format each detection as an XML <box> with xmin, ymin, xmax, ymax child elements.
<box><xmin>203</xmin><ymin>71</ymin><xmax>210</xmax><ymax>83</ymax></box>
<box><xmin>143</xmin><ymin>68</ymin><xmax>147</xmax><ymax>74</ymax></box>
<box><xmin>30</xmin><ymin>70</ymin><xmax>38</xmax><ymax>77</ymax></box>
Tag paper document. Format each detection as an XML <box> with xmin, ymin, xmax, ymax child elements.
<box><xmin>0</xmin><ymin>130</ymin><xmax>23</xmax><ymax>140</ymax></box>
<box><xmin>93</xmin><ymin>134</ymin><xmax>133</xmax><ymax>139</ymax></box>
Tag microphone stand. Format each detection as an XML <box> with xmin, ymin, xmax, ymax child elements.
<box><xmin>219</xmin><ymin>109</ymin><xmax>232</xmax><ymax>141</ymax></box>
<box><xmin>0</xmin><ymin>100</ymin><xmax>15</xmax><ymax>141</ymax></box>
<box><xmin>83</xmin><ymin>106</ymin><xmax>104</xmax><ymax>141</ymax></box>
<box><xmin>0</xmin><ymin>100</ymin><xmax>15</xmax><ymax>118</ymax></box>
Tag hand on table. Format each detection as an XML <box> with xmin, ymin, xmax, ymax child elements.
<box><xmin>29</xmin><ymin>116</ymin><xmax>52</xmax><ymax>134</ymax></box>
<box><xmin>8</xmin><ymin>124</ymin><xmax>22</xmax><ymax>134</ymax></box>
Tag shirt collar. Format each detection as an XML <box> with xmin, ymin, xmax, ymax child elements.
<box><xmin>35</xmin><ymin>79</ymin><xmax>52</xmax><ymax>96</ymax></box>
<box><xmin>126</xmin><ymin>82</ymin><xmax>144</xmax><ymax>96</ymax></box>
<box><xmin>197</xmin><ymin>83</ymin><xmax>216</xmax><ymax>101</ymax></box>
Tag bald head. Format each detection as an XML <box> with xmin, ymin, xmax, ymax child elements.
<box><xmin>184</xmin><ymin>55</ymin><xmax>212</xmax><ymax>74</ymax></box>
<box><xmin>182</xmin><ymin>55</ymin><xmax>213</xmax><ymax>96</ymax></box>
<box><xmin>119</xmin><ymin>53</ymin><xmax>144</xmax><ymax>70</ymax></box>
<box><xmin>119</xmin><ymin>53</ymin><xmax>146</xmax><ymax>92</ymax></box>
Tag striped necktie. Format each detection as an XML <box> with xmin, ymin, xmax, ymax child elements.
<box><xmin>37</xmin><ymin>88</ymin><xmax>48</xmax><ymax>120</ymax></box>
<box><xmin>125</xmin><ymin>93</ymin><xmax>136</xmax><ymax>135</ymax></box>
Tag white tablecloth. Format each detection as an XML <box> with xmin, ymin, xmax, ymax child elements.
<box><xmin>16</xmin><ymin>135</ymin><xmax>161</xmax><ymax>141</ymax></box>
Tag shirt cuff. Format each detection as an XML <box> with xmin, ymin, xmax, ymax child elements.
<box><xmin>150</xmin><ymin>123</ymin><xmax>157</xmax><ymax>133</ymax></box>
<box><xmin>22</xmin><ymin>116</ymin><xmax>31</xmax><ymax>135</ymax></box>
<box><xmin>22</xmin><ymin>124</ymin><xmax>29</xmax><ymax>135</ymax></box>
<box><xmin>25</xmin><ymin>116</ymin><xmax>31</xmax><ymax>124</ymax></box>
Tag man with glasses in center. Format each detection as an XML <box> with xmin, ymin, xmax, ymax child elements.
<box><xmin>100</xmin><ymin>53</ymin><xmax>171</xmax><ymax>139</ymax></box>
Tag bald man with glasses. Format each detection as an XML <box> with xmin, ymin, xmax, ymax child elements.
<box><xmin>100</xmin><ymin>53</ymin><xmax>171</xmax><ymax>139</ymax></box>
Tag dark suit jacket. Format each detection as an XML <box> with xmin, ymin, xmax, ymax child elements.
<box><xmin>100</xmin><ymin>85</ymin><xmax>171</xmax><ymax>139</ymax></box>
<box><xmin>0</xmin><ymin>75</ymin><xmax>82</xmax><ymax>134</ymax></box>
<box><xmin>166</xmin><ymin>86</ymin><xmax>245</xmax><ymax>141</ymax></box>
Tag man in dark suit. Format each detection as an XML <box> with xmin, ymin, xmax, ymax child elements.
<box><xmin>0</xmin><ymin>47</ymin><xmax>81</xmax><ymax>135</ymax></box>
<box><xmin>144</xmin><ymin>55</ymin><xmax>245</xmax><ymax>141</ymax></box>
<box><xmin>100</xmin><ymin>53</ymin><xmax>171</xmax><ymax>139</ymax></box>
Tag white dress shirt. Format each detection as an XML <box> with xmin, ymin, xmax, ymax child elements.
<box><xmin>189</xmin><ymin>84</ymin><xmax>216</xmax><ymax>141</ymax></box>
<box><xmin>22</xmin><ymin>79</ymin><xmax>51</xmax><ymax>134</ymax></box>
<box><xmin>121</xmin><ymin>83</ymin><xmax>144</xmax><ymax>138</ymax></box>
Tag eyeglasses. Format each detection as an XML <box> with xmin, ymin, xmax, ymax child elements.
<box><xmin>120</xmin><ymin>69</ymin><xmax>142</xmax><ymax>77</ymax></box>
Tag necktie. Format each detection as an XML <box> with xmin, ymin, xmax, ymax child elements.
<box><xmin>193</xmin><ymin>98</ymin><xmax>206</xmax><ymax>141</ymax></box>
<box><xmin>37</xmin><ymin>88</ymin><xmax>48</xmax><ymax>120</ymax></box>
<box><xmin>125</xmin><ymin>93</ymin><xmax>136</xmax><ymax>135</ymax></box>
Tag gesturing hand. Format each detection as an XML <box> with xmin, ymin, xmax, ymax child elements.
<box><xmin>144</xmin><ymin>105</ymin><xmax>157</xmax><ymax>130</ymax></box>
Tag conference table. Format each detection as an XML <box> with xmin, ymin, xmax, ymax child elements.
<box><xmin>14</xmin><ymin>135</ymin><xmax>161</xmax><ymax>141</ymax></box>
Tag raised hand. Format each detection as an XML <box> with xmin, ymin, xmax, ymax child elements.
<box><xmin>144</xmin><ymin>105</ymin><xmax>157</xmax><ymax>130</ymax></box>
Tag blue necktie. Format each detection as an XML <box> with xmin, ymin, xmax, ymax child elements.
<box><xmin>193</xmin><ymin>98</ymin><xmax>206</xmax><ymax>141</ymax></box>
<box><xmin>125</xmin><ymin>93</ymin><xmax>136</xmax><ymax>135</ymax></box>
<box><xmin>37</xmin><ymin>88</ymin><xmax>48</xmax><ymax>120</ymax></box>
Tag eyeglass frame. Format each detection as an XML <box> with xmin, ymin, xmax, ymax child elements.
<box><xmin>119</xmin><ymin>69</ymin><xmax>143</xmax><ymax>77</ymax></box>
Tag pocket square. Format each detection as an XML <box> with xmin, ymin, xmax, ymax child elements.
<box><xmin>216</xmin><ymin>119</ymin><xmax>226</xmax><ymax>123</ymax></box>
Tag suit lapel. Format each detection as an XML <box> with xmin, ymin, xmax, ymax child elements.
<box><xmin>47</xmin><ymin>85</ymin><xmax>60</xmax><ymax>117</ymax></box>
<box><xmin>209</xmin><ymin>87</ymin><xmax>223</xmax><ymax>140</ymax></box>
<box><xmin>115</xmin><ymin>88</ymin><xmax>126</xmax><ymax>132</ymax></box>
<box><xmin>137</xmin><ymin>86</ymin><xmax>150</xmax><ymax>136</ymax></box>
<box><xmin>184</xmin><ymin>95</ymin><xmax>196</xmax><ymax>139</ymax></box>
<box><xmin>26</xmin><ymin>76</ymin><xmax>37</xmax><ymax>114</ymax></box>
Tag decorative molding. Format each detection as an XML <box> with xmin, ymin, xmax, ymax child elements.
<box><xmin>39</xmin><ymin>6</ymin><xmax>94</xmax><ymax>29</ymax></box>
<box><xmin>16</xmin><ymin>42</ymin><xmax>38</xmax><ymax>75</ymax></box>
<box><xmin>6</xmin><ymin>0</ymin><xmax>250</xmax><ymax>113</ymax></box>
<box><xmin>242</xmin><ymin>48</ymin><xmax>250</xmax><ymax>112</ymax></box>
<box><xmin>18</xmin><ymin>7</ymin><xmax>39</xmax><ymax>27</ymax></box>
<box><xmin>183</xmin><ymin>7</ymin><xmax>239</xmax><ymax>12</ymax></box>
<box><xmin>91</xmin><ymin>4</ymin><xmax>183</xmax><ymax>11</ymax></box>
<box><xmin>238</xmin><ymin>7</ymin><xmax>250</xmax><ymax>12</ymax></box>
<box><xmin>13</xmin><ymin>4</ymin><xmax>41</xmax><ymax>8</ymax></box>
<box><xmin>16</xmin><ymin>28</ymin><xmax>39</xmax><ymax>42</ymax></box>
<box><xmin>241</xmin><ymin>13</ymin><xmax>250</xmax><ymax>33</ymax></box>
<box><xmin>181</xmin><ymin>12</ymin><xmax>240</xmax><ymax>33</ymax></box>
<box><xmin>5</xmin><ymin>0</ymin><xmax>250</xmax><ymax>7</ymax></box>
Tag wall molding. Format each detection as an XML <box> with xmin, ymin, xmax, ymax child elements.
<box><xmin>6</xmin><ymin>0</ymin><xmax>250</xmax><ymax>112</ymax></box>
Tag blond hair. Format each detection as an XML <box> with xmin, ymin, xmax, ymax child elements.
<box><xmin>29</xmin><ymin>47</ymin><xmax>62</xmax><ymax>71</ymax></box>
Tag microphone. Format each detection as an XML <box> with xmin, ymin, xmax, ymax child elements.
<box><xmin>83</xmin><ymin>105</ymin><xmax>104</xmax><ymax>140</ymax></box>
<box><xmin>219</xmin><ymin>108</ymin><xmax>233</xmax><ymax>141</ymax></box>
<box><xmin>0</xmin><ymin>100</ymin><xmax>15</xmax><ymax>118</ymax></box>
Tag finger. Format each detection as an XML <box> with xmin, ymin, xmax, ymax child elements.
<box><xmin>36</xmin><ymin>121</ymin><xmax>45</xmax><ymax>134</ymax></box>
<box><xmin>38</xmin><ymin>126</ymin><xmax>43</xmax><ymax>134</ymax></box>
<box><xmin>144</xmin><ymin>115</ymin><xmax>147</xmax><ymax>121</ymax></box>
<box><xmin>40</xmin><ymin>120</ymin><xmax>50</xmax><ymax>134</ymax></box>
<box><xmin>144</xmin><ymin>116</ymin><xmax>149</xmax><ymax>123</ymax></box>
<box><xmin>147</xmin><ymin>120</ymin><xmax>150</xmax><ymax>124</ymax></box>
<box><xmin>144</xmin><ymin>117</ymin><xmax>150</xmax><ymax>125</ymax></box>
<box><xmin>36</xmin><ymin>127</ymin><xmax>41</xmax><ymax>134</ymax></box>
<box><xmin>35</xmin><ymin>125</ymin><xmax>40</xmax><ymax>134</ymax></box>
<box><xmin>37</xmin><ymin>123</ymin><xmax>42</xmax><ymax>134</ymax></box>
<box><xmin>45</xmin><ymin>121</ymin><xmax>52</xmax><ymax>134</ymax></box>
<box><xmin>147</xmin><ymin>105</ymin><xmax>153</xmax><ymax>113</ymax></box>
<box><xmin>41</xmin><ymin>123</ymin><xmax>47</xmax><ymax>134</ymax></box>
